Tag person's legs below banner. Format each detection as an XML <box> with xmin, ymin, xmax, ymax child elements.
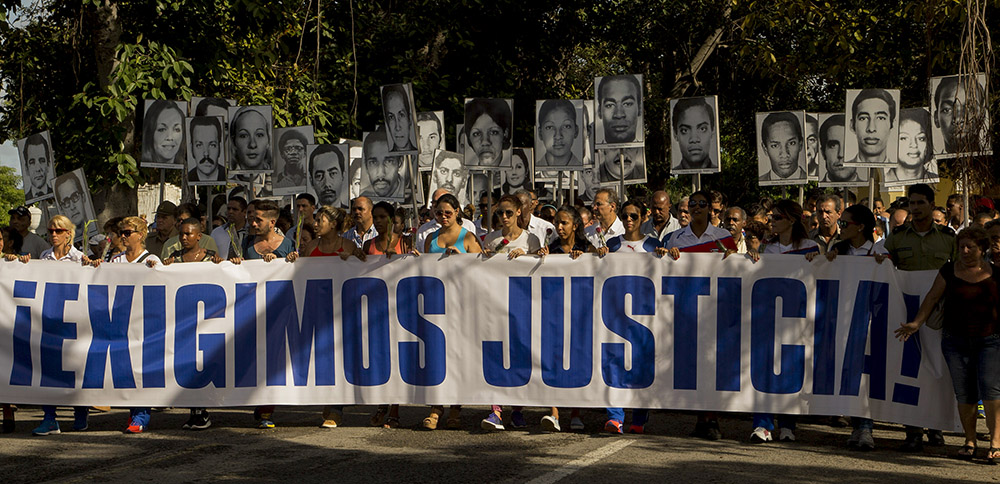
<box><xmin>72</xmin><ymin>406</ymin><xmax>89</xmax><ymax>431</ymax></box>
<box><xmin>848</xmin><ymin>417</ymin><xmax>875</xmax><ymax>451</ymax></box>
<box><xmin>750</xmin><ymin>413</ymin><xmax>774</xmax><ymax>443</ymax></box>
<box><xmin>32</xmin><ymin>405</ymin><xmax>60</xmax><ymax>436</ymax></box>
<box><xmin>254</xmin><ymin>405</ymin><xmax>276</xmax><ymax>429</ymax></box>
<box><xmin>605</xmin><ymin>407</ymin><xmax>624</xmax><ymax>434</ymax></box>
<box><xmin>126</xmin><ymin>407</ymin><xmax>150</xmax><ymax>434</ymax></box>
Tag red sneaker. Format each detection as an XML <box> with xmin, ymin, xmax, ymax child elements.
<box><xmin>604</xmin><ymin>420</ymin><xmax>623</xmax><ymax>434</ymax></box>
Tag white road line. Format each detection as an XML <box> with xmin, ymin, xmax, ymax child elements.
<box><xmin>526</xmin><ymin>439</ymin><xmax>635</xmax><ymax>484</ymax></box>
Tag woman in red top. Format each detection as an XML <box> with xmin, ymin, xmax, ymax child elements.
<box><xmin>363</xmin><ymin>202</ymin><xmax>410</xmax><ymax>257</ymax></box>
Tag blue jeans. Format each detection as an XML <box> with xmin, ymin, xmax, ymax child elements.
<box><xmin>752</xmin><ymin>413</ymin><xmax>796</xmax><ymax>431</ymax></box>
<box><xmin>606</xmin><ymin>408</ymin><xmax>649</xmax><ymax>426</ymax></box>
<box><xmin>42</xmin><ymin>405</ymin><xmax>88</xmax><ymax>421</ymax></box>
<box><xmin>941</xmin><ymin>332</ymin><xmax>1000</xmax><ymax>404</ymax></box>
<box><xmin>130</xmin><ymin>408</ymin><xmax>150</xmax><ymax>427</ymax></box>
<box><xmin>852</xmin><ymin>417</ymin><xmax>873</xmax><ymax>431</ymax></box>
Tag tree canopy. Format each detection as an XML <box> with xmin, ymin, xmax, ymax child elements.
<box><xmin>0</xmin><ymin>0</ymin><xmax>994</xmax><ymax>210</ymax></box>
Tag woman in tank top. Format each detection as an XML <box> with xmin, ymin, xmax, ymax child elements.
<box><xmin>286</xmin><ymin>206</ymin><xmax>365</xmax><ymax>262</ymax></box>
<box><xmin>363</xmin><ymin>201</ymin><xmax>410</xmax><ymax>257</ymax></box>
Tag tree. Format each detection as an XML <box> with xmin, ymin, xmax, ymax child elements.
<box><xmin>0</xmin><ymin>166</ymin><xmax>25</xmax><ymax>225</ymax></box>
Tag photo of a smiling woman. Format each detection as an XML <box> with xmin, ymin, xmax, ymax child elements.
<box><xmin>141</xmin><ymin>100</ymin><xmax>188</xmax><ymax>169</ymax></box>
<box><xmin>228</xmin><ymin>106</ymin><xmax>274</xmax><ymax>174</ymax></box>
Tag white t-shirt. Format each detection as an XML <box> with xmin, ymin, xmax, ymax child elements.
<box><xmin>584</xmin><ymin>217</ymin><xmax>625</xmax><ymax>248</ymax></box>
<box><xmin>528</xmin><ymin>215</ymin><xmax>556</xmax><ymax>247</ymax></box>
<box><xmin>845</xmin><ymin>240</ymin><xmax>889</xmax><ymax>256</ymax></box>
<box><xmin>762</xmin><ymin>238</ymin><xmax>820</xmax><ymax>255</ymax></box>
<box><xmin>484</xmin><ymin>229</ymin><xmax>541</xmax><ymax>254</ymax></box>
<box><xmin>39</xmin><ymin>245</ymin><xmax>84</xmax><ymax>262</ymax></box>
<box><xmin>109</xmin><ymin>250</ymin><xmax>162</xmax><ymax>265</ymax></box>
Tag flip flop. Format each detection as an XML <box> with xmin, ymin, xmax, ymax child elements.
<box><xmin>957</xmin><ymin>444</ymin><xmax>976</xmax><ymax>461</ymax></box>
<box><xmin>383</xmin><ymin>416</ymin><xmax>400</xmax><ymax>429</ymax></box>
<box><xmin>987</xmin><ymin>447</ymin><xmax>1000</xmax><ymax>465</ymax></box>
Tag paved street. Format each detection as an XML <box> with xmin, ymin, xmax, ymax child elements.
<box><xmin>1</xmin><ymin>405</ymin><xmax>996</xmax><ymax>483</ymax></box>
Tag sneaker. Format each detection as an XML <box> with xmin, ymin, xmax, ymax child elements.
<box><xmin>900</xmin><ymin>434</ymin><xmax>923</xmax><ymax>452</ymax></box>
<box><xmin>73</xmin><ymin>414</ymin><xmax>89</xmax><ymax>432</ymax></box>
<box><xmin>481</xmin><ymin>412</ymin><xmax>504</xmax><ymax>431</ymax></box>
<box><xmin>32</xmin><ymin>419</ymin><xmax>61</xmax><ymax>436</ymax></box>
<box><xmin>926</xmin><ymin>429</ymin><xmax>945</xmax><ymax>446</ymax></box>
<box><xmin>257</xmin><ymin>413</ymin><xmax>275</xmax><ymax>429</ymax></box>
<box><xmin>124</xmin><ymin>417</ymin><xmax>146</xmax><ymax>434</ymax></box>
<box><xmin>322</xmin><ymin>407</ymin><xmax>343</xmax><ymax>428</ymax></box>
<box><xmin>628</xmin><ymin>424</ymin><xmax>644</xmax><ymax>434</ymax></box>
<box><xmin>979</xmin><ymin>404</ymin><xmax>986</xmax><ymax>419</ymax></box>
<box><xmin>540</xmin><ymin>415</ymin><xmax>561</xmax><ymax>432</ymax></box>
<box><xmin>604</xmin><ymin>419</ymin><xmax>623</xmax><ymax>434</ymax></box>
<box><xmin>185</xmin><ymin>411</ymin><xmax>211</xmax><ymax>430</ymax></box>
<box><xmin>570</xmin><ymin>417</ymin><xmax>584</xmax><ymax>431</ymax></box>
<box><xmin>704</xmin><ymin>420</ymin><xmax>722</xmax><ymax>441</ymax></box>
<box><xmin>510</xmin><ymin>411</ymin><xmax>528</xmax><ymax>429</ymax></box>
<box><xmin>856</xmin><ymin>428</ymin><xmax>875</xmax><ymax>451</ymax></box>
<box><xmin>778</xmin><ymin>427</ymin><xmax>795</xmax><ymax>442</ymax></box>
<box><xmin>749</xmin><ymin>426</ymin><xmax>772</xmax><ymax>443</ymax></box>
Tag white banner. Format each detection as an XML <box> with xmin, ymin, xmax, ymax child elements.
<box><xmin>0</xmin><ymin>254</ymin><xmax>958</xmax><ymax>430</ymax></box>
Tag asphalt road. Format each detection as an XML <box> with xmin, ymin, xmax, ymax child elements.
<box><xmin>1</xmin><ymin>405</ymin><xmax>997</xmax><ymax>483</ymax></box>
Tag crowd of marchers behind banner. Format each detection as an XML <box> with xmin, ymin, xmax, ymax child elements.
<box><xmin>3</xmin><ymin>182</ymin><xmax>1000</xmax><ymax>464</ymax></box>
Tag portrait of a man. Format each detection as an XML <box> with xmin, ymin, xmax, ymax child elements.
<box><xmin>669</xmin><ymin>95</ymin><xmax>720</xmax><ymax>174</ymax></box>
<box><xmin>272</xmin><ymin>126</ymin><xmax>315</xmax><ymax>195</ymax></box>
<box><xmin>380</xmin><ymin>83</ymin><xmax>418</xmax><ymax>155</ymax></box>
<box><xmin>594</xmin><ymin>74</ymin><xmax>644</xmax><ymax>147</ymax></box>
<box><xmin>308</xmin><ymin>144</ymin><xmax>349</xmax><ymax>208</ymax></box>
<box><xmin>361</xmin><ymin>129</ymin><xmax>407</xmax><ymax>201</ymax></box>
<box><xmin>191</xmin><ymin>97</ymin><xmax>234</xmax><ymax>119</ymax></box>
<box><xmin>805</xmin><ymin>113</ymin><xmax>819</xmax><ymax>179</ymax></box>
<box><xmin>464</xmin><ymin>98</ymin><xmax>513</xmax><ymax>168</ymax></box>
<box><xmin>931</xmin><ymin>73</ymin><xmax>991</xmax><ymax>159</ymax></box>
<box><xmin>228</xmin><ymin>106</ymin><xmax>274</xmax><ymax>174</ymax></box>
<box><xmin>428</xmin><ymin>149</ymin><xmax>470</xmax><ymax>207</ymax></box>
<box><xmin>186</xmin><ymin>116</ymin><xmax>227</xmax><ymax>186</ymax></box>
<box><xmin>417</xmin><ymin>111</ymin><xmax>444</xmax><ymax>170</ymax></box>
<box><xmin>596</xmin><ymin>146</ymin><xmax>646</xmax><ymax>185</ymax></box>
<box><xmin>54</xmin><ymin>168</ymin><xmax>97</xmax><ymax>242</ymax></box>
<box><xmin>756</xmin><ymin>111</ymin><xmax>808</xmax><ymax>186</ymax></box>
<box><xmin>817</xmin><ymin>113</ymin><xmax>867</xmax><ymax>187</ymax></box>
<box><xmin>577</xmin><ymin>163</ymin><xmax>601</xmax><ymax>203</ymax></box>
<box><xmin>534</xmin><ymin>99</ymin><xmax>585</xmax><ymax>170</ymax></box>
<box><xmin>18</xmin><ymin>131</ymin><xmax>55</xmax><ymax>204</ymax></box>
<box><xmin>843</xmin><ymin>88</ymin><xmax>900</xmax><ymax>167</ymax></box>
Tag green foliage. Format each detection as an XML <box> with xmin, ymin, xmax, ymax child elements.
<box><xmin>0</xmin><ymin>166</ymin><xmax>25</xmax><ymax>225</ymax></box>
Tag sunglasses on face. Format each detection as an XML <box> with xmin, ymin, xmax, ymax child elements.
<box><xmin>119</xmin><ymin>230</ymin><xmax>136</xmax><ymax>238</ymax></box>
<box><xmin>837</xmin><ymin>219</ymin><xmax>860</xmax><ymax>229</ymax></box>
<box><xmin>435</xmin><ymin>210</ymin><xmax>454</xmax><ymax>217</ymax></box>
<box><xmin>48</xmin><ymin>228</ymin><xmax>68</xmax><ymax>235</ymax></box>
<box><xmin>623</xmin><ymin>212</ymin><xmax>641</xmax><ymax>221</ymax></box>
<box><xmin>690</xmin><ymin>200</ymin><xmax>709</xmax><ymax>209</ymax></box>
<box><xmin>498</xmin><ymin>209</ymin><xmax>516</xmax><ymax>218</ymax></box>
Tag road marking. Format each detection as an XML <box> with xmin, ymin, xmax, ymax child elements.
<box><xmin>526</xmin><ymin>438</ymin><xmax>635</xmax><ymax>484</ymax></box>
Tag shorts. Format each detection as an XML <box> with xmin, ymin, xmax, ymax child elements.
<box><xmin>941</xmin><ymin>332</ymin><xmax>1000</xmax><ymax>404</ymax></box>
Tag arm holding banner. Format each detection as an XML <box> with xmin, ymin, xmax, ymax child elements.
<box><xmin>895</xmin><ymin>273</ymin><xmax>947</xmax><ymax>341</ymax></box>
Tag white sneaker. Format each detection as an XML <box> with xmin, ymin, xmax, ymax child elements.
<box><xmin>778</xmin><ymin>427</ymin><xmax>795</xmax><ymax>442</ymax></box>
<box><xmin>749</xmin><ymin>426</ymin><xmax>772</xmax><ymax>443</ymax></box>
<box><xmin>570</xmin><ymin>416</ymin><xmax>584</xmax><ymax>431</ymax></box>
<box><xmin>540</xmin><ymin>415</ymin><xmax>561</xmax><ymax>432</ymax></box>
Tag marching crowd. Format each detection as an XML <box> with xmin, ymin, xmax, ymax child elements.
<box><xmin>2</xmin><ymin>181</ymin><xmax>1000</xmax><ymax>463</ymax></box>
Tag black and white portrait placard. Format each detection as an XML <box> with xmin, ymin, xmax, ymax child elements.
<box><xmin>534</xmin><ymin>99</ymin><xmax>585</xmax><ymax>171</ymax></box>
<box><xmin>380</xmin><ymin>83</ymin><xmax>419</xmax><ymax>156</ymax></box>
<box><xmin>805</xmin><ymin>113</ymin><xmax>820</xmax><ymax>180</ymax></box>
<box><xmin>190</xmin><ymin>97</ymin><xmax>235</xmax><ymax>118</ymax></box>
<box><xmin>186</xmin><ymin>116</ymin><xmax>227</xmax><ymax>186</ymax></box>
<box><xmin>306</xmin><ymin>144</ymin><xmax>350</xmax><ymax>209</ymax></box>
<box><xmin>272</xmin><ymin>125</ymin><xmax>315</xmax><ymax>196</ymax></box>
<box><xmin>428</xmin><ymin>149</ymin><xmax>470</xmax><ymax>207</ymax></box>
<box><xmin>756</xmin><ymin>111</ymin><xmax>808</xmax><ymax>186</ymax></box>
<box><xmin>463</xmin><ymin>98</ymin><xmax>513</xmax><ymax>169</ymax></box>
<box><xmin>594</xmin><ymin>74</ymin><xmax>644</xmax><ymax>148</ymax></box>
<box><xmin>361</xmin><ymin>128</ymin><xmax>419</xmax><ymax>204</ymax></box>
<box><xmin>669</xmin><ymin>95</ymin><xmax>721</xmax><ymax>174</ymax></box>
<box><xmin>577</xmin><ymin>162</ymin><xmax>601</xmax><ymax>203</ymax></box>
<box><xmin>930</xmin><ymin>73</ymin><xmax>991</xmax><ymax>159</ymax></box>
<box><xmin>596</xmin><ymin>147</ymin><xmax>646</xmax><ymax>186</ymax></box>
<box><xmin>816</xmin><ymin>113</ymin><xmax>868</xmax><ymax>188</ymax></box>
<box><xmin>883</xmin><ymin>107</ymin><xmax>940</xmax><ymax>187</ymax></box>
<box><xmin>141</xmin><ymin>99</ymin><xmax>188</xmax><ymax>169</ymax></box>
<box><xmin>417</xmin><ymin>110</ymin><xmax>445</xmax><ymax>170</ymax></box>
<box><xmin>843</xmin><ymin>88</ymin><xmax>901</xmax><ymax>168</ymax></box>
<box><xmin>502</xmin><ymin>147</ymin><xmax>533</xmax><ymax>195</ymax></box>
<box><xmin>228</xmin><ymin>106</ymin><xmax>274</xmax><ymax>174</ymax></box>
<box><xmin>17</xmin><ymin>131</ymin><xmax>55</xmax><ymax>204</ymax></box>
<box><xmin>54</xmin><ymin>168</ymin><xmax>98</xmax><ymax>242</ymax></box>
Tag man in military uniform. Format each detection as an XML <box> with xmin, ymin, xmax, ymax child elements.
<box><xmin>884</xmin><ymin>182</ymin><xmax>955</xmax><ymax>452</ymax></box>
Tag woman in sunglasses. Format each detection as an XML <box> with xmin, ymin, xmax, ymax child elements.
<box><xmin>604</xmin><ymin>199</ymin><xmax>661</xmax><ymax>256</ymax></box>
<box><xmin>411</xmin><ymin>193</ymin><xmax>480</xmax><ymax>430</ymax></box>
<box><xmin>30</xmin><ymin>215</ymin><xmax>91</xmax><ymax>436</ymax></box>
<box><xmin>482</xmin><ymin>194</ymin><xmax>541</xmax><ymax>259</ymax></box>
<box><xmin>749</xmin><ymin>199</ymin><xmax>818</xmax><ymax>445</ymax></box>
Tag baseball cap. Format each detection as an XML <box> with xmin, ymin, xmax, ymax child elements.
<box><xmin>155</xmin><ymin>201</ymin><xmax>178</xmax><ymax>217</ymax></box>
<box><xmin>7</xmin><ymin>206</ymin><xmax>30</xmax><ymax>217</ymax></box>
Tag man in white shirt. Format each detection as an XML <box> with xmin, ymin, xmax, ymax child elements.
<box><xmin>414</xmin><ymin>188</ymin><xmax>480</xmax><ymax>250</ymax></box>
<box><xmin>8</xmin><ymin>206</ymin><xmax>50</xmax><ymax>258</ymax></box>
<box><xmin>513</xmin><ymin>190</ymin><xmax>555</xmax><ymax>247</ymax></box>
<box><xmin>211</xmin><ymin>196</ymin><xmax>249</xmax><ymax>259</ymax></box>
<box><xmin>585</xmin><ymin>188</ymin><xmax>625</xmax><ymax>248</ymax></box>
<box><xmin>640</xmin><ymin>191</ymin><xmax>680</xmax><ymax>240</ymax></box>
<box><xmin>723</xmin><ymin>206</ymin><xmax>748</xmax><ymax>254</ymax></box>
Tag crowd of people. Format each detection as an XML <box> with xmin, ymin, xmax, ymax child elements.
<box><xmin>2</xmin><ymin>182</ymin><xmax>1000</xmax><ymax>463</ymax></box>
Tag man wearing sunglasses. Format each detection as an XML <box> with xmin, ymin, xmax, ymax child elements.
<box><xmin>808</xmin><ymin>194</ymin><xmax>842</xmax><ymax>254</ymax></box>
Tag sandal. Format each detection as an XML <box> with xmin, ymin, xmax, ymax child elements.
<box><xmin>422</xmin><ymin>413</ymin><xmax>440</xmax><ymax>430</ymax></box>
<box><xmin>383</xmin><ymin>416</ymin><xmax>400</xmax><ymax>429</ymax></box>
<box><xmin>446</xmin><ymin>407</ymin><xmax>462</xmax><ymax>430</ymax></box>
<box><xmin>957</xmin><ymin>444</ymin><xmax>976</xmax><ymax>461</ymax></box>
<box><xmin>370</xmin><ymin>406</ymin><xmax>388</xmax><ymax>427</ymax></box>
<box><xmin>988</xmin><ymin>447</ymin><xmax>1000</xmax><ymax>465</ymax></box>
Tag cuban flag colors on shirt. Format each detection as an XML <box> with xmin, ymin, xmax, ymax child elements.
<box><xmin>660</xmin><ymin>224</ymin><xmax>738</xmax><ymax>253</ymax></box>
<box><xmin>606</xmin><ymin>235</ymin><xmax>661</xmax><ymax>253</ymax></box>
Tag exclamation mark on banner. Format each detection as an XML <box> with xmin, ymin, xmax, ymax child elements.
<box><xmin>891</xmin><ymin>294</ymin><xmax>922</xmax><ymax>406</ymax></box>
